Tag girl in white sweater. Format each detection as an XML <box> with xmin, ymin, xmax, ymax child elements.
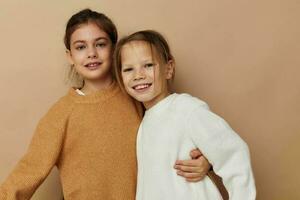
<box><xmin>113</xmin><ymin>30</ymin><xmax>256</xmax><ymax>200</ymax></box>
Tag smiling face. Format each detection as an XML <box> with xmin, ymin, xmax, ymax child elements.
<box><xmin>67</xmin><ymin>22</ymin><xmax>113</xmax><ymax>83</ymax></box>
<box><xmin>121</xmin><ymin>40</ymin><xmax>174</xmax><ymax>109</ymax></box>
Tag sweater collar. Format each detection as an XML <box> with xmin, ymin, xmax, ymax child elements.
<box><xmin>68</xmin><ymin>81</ymin><xmax>120</xmax><ymax>103</ymax></box>
<box><xmin>144</xmin><ymin>93</ymin><xmax>178</xmax><ymax>116</ymax></box>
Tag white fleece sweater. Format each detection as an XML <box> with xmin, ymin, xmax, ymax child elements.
<box><xmin>136</xmin><ymin>93</ymin><xmax>256</xmax><ymax>200</ymax></box>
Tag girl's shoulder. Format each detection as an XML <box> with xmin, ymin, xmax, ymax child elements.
<box><xmin>175</xmin><ymin>94</ymin><xmax>231</xmax><ymax>129</ymax></box>
<box><xmin>171</xmin><ymin>93</ymin><xmax>209</xmax><ymax>111</ymax></box>
<box><xmin>49</xmin><ymin>88</ymin><xmax>77</xmax><ymax>111</ymax></box>
<box><xmin>39</xmin><ymin>89</ymin><xmax>76</xmax><ymax>124</ymax></box>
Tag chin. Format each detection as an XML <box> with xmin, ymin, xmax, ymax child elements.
<box><xmin>134</xmin><ymin>95</ymin><xmax>154</xmax><ymax>104</ymax></box>
<box><xmin>125</xmin><ymin>88</ymin><xmax>152</xmax><ymax>102</ymax></box>
<box><xmin>85</xmin><ymin>71</ymin><xmax>111</xmax><ymax>80</ymax></box>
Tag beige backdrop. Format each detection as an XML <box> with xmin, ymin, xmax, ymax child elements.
<box><xmin>0</xmin><ymin>0</ymin><xmax>299</xmax><ymax>199</ymax></box>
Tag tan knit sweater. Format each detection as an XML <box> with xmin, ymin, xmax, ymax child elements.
<box><xmin>0</xmin><ymin>82</ymin><xmax>141</xmax><ymax>200</ymax></box>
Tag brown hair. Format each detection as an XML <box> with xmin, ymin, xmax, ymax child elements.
<box><xmin>113</xmin><ymin>30</ymin><xmax>175</xmax><ymax>91</ymax></box>
<box><xmin>64</xmin><ymin>9</ymin><xmax>118</xmax><ymax>87</ymax></box>
<box><xmin>64</xmin><ymin>8</ymin><xmax>118</xmax><ymax>50</ymax></box>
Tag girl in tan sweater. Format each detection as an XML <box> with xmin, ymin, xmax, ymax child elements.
<box><xmin>0</xmin><ymin>9</ymin><xmax>210</xmax><ymax>200</ymax></box>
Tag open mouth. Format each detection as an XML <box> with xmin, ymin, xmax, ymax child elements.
<box><xmin>84</xmin><ymin>62</ymin><xmax>102</xmax><ymax>70</ymax></box>
<box><xmin>132</xmin><ymin>83</ymin><xmax>152</xmax><ymax>91</ymax></box>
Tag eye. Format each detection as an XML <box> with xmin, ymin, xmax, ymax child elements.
<box><xmin>96</xmin><ymin>43</ymin><xmax>107</xmax><ymax>48</ymax></box>
<box><xmin>122</xmin><ymin>67</ymin><xmax>133</xmax><ymax>73</ymax></box>
<box><xmin>145</xmin><ymin>63</ymin><xmax>154</xmax><ymax>68</ymax></box>
<box><xmin>75</xmin><ymin>45</ymin><xmax>86</xmax><ymax>50</ymax></box>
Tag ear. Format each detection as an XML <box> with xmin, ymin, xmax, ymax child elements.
<box><xmin>165</xmin><ymin>59</ymin><xmax>175</xmax><ymax>80</ymax></box>
<box><xmin>66</xmin><ymin>49</ymin><xmax>74</xmax><ymax>66</ymax></box>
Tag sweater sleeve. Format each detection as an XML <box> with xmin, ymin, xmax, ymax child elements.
<box><xmin>186</xmin><ymin>105</ymin><xmax>256</xmax><ymax>200</ymax></box>
<box><xmin>0</xmin><ymin>99</ymin><xmax>70</xmax><ymax>200</ymax></box>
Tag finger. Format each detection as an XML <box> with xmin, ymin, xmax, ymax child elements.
<box><xmin>174</xmin><ymin>165</ymin><xmax>201</xmax><ymax>173</ymax></box>
<box><xmin>177</xmin><ymin>171</ymin><xmax>203</xmax><ymax>178</ymax></box>
<box><xmin>190</xmin><ymin>148</ymin><xmax>203</xmax><ymax>159</ymax></box>
<box><xmin>175</xmin><ymin>159</ymin><xmax>201</xmax><ymax>166</ymax></box>
<box><xmin>186</xmin><ymin>177</ymin><xmax>204</xmax><ymax>182</ymax></box>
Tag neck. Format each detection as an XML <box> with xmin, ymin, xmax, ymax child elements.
<box><xmin>81</xmin><ymin>75</ymin><xmax>113</xmax><ymax>95</ymax></box>
<box><xmin>143</xmin><ymin>90</ymin><xmax>171</xmax><ymax>110</ymax></box>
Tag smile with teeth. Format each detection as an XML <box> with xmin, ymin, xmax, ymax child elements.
<box><xmin>132</xmin><ymin>83</ymin><xmax>152</xmax><ymax>91</ymax></box>
<box><xmin>85</xmin><ymin>62</ymin><xmax>101</xmax><ymax>69</ymax></box>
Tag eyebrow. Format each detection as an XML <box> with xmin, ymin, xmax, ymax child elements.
<box><xmin>122</xmin><ymin>59</ymin><xmax>155</xmax><ymax>67</ymax></box>
<box><xmin>72</xmin><ymin>37</ymin><xmax>109</xmax><ymax>45</ymax></box>
<box><xmin>140</xmin><ymin>58</ymin><xmax>155</xmax><ymax>64</ymax></box>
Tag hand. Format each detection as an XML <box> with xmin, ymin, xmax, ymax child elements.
<box><xmin>174</xmin><ymin>148</ymin><xmax>211</xmax><ymax>182</ymax></box>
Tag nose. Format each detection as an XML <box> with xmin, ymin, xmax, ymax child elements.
<box><xmin>134</xmin><ymin>68</ymin><xmax>146</xmax><ymax>81</ymax></box>
<box><xmin>87</xmin><ymin>46</ymin><xmax>98</xmax><ymax>59</ymax></box>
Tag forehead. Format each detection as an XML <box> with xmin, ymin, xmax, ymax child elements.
<box><xmin>121</xmin><ymin>41</ymin><xmax>159</xmax><ymax>60</ymax></box>
<box><xmin>70</xmin><ymin>22</ymin><xmax>109</xmax><ymax>42</ymax></box>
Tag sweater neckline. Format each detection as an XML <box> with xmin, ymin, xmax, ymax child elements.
<box><xmin>68</xmin><ymin>81</ymin><xmax>120</xmax><ymax>103</ymax></box>
<box><xmin>144</xmin><ymin>93</ymin><xmax>178</xmax><ymax>116</ymax></box>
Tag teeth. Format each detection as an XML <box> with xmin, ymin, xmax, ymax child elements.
<box><xmin>134</xmin><ymin>84</ymin><xmax>150</xmax><ymax>90</ymax></box>
<box><xmin>86</xmin><ymin>62</ymin><xmax>100</xmax><ymax>67</ymax></box>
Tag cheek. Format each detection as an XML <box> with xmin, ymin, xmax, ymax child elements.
<box><xmin>147</xmin><ymin>67</ymin><xmax>156</xmax><ymax>78</ymax></box>
<box><xmin>152</xmin><ymin>70</ymin><xmax>161</xmax><ymax>83</ymax></box>
<box><xmin>104</xmin><ymin>50</ymin><xmax>112</xmax><ymax>59</ymax></box>
<box><xmin>153</xmin><ymin>74</ymin><xmax>165</xmax><ymax>91</ymax></box>
<box><xmin>72</xmin><ymin>53</ymin><xmax>84</xmax><ymax>64</ymax></box>
<box><xmin>103</xmin><ymin>47</ymin><xmax>113</xmax><ymax>58</ymax></box>
<box><xmin>122</xmin><ymin>75</ymin><xmax>132</xmax><ymax>93</ymax></box>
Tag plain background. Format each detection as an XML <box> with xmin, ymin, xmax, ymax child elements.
<box><xmin>0</xmin><ymin>0</ymin><xmax>299</xmax><ymax>199</ymax></box>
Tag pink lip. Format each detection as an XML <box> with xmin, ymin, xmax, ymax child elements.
<box><xmin>84</xmin><ymin>62</ymin><xmax>102</xmax><ymax>70</ymax></box>
<box><xmin>132</xmin><ymin>83</ymin><xmax>152</xmax><ymax>92</ymax></box>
